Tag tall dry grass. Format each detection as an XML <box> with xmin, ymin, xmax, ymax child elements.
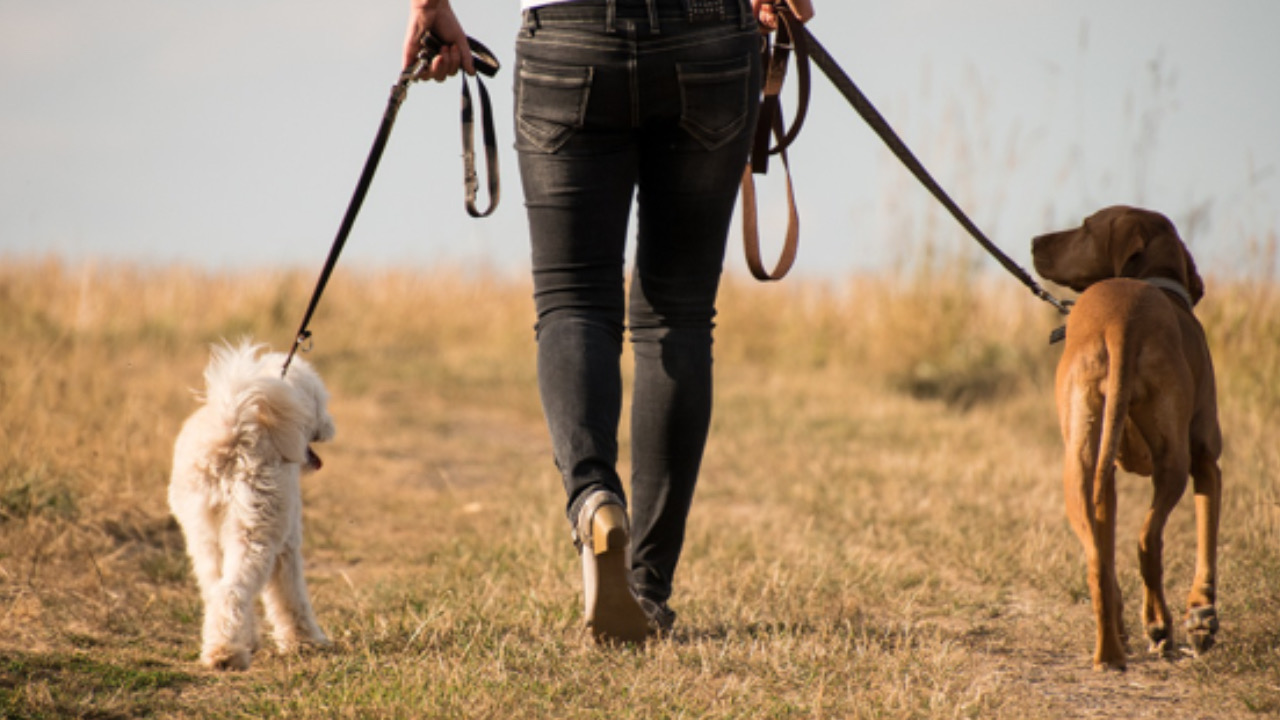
<box><xmin>1</xmin><ymin>258</ymin><xmax>1277</xmax><ymax>718</ymax></box>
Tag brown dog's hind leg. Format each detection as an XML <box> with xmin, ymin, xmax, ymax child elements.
<box><xmin>1138</xmin><ymin>459</ymin><xmax>1188</xmax><ymax>658</ymax></box>
<box><xmin>1186</xmin><ymin>448</ymin><xmax>1222</xmax><ymax>656</ymax></box>
<box><xmin>1059</xmin><ymin>380</ymin><xmax>1128</xmax><ymax>671</ymax></box>
<box><xmin>1062</xmin><ymin>452</ymin><xmax>1128</xmax><ymax>671</ymax></box>
<box><xmin>1093</xmin><ymin>466</ymin><xmax>1127</xmax><ymax>671</ymax></box>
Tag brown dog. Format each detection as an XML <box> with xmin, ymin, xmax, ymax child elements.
<box><xmin>1031</xmin><ymin>206</ymin><xmax>1222</xmax><ymax>671</ymax></box>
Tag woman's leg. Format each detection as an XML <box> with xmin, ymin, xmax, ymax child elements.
<box><xmin>516</xmin><ymin>8</ymin><xmax>640</xmax><ymax>522</ymax></box>
<box><xmin>627</xmin><ymin>10</ymin><xmax>760</xmax><ymax>606</ymax></box>
<box><xmin>515</xmin><ymin>2</ymin><xmax>658</xmax><ymax>643</ymax></box>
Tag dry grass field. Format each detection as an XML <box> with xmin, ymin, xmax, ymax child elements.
<box><xmin>1</xmin><ymin>257</ymin><xmax>1277</xmax><ymax>718</ymax></box>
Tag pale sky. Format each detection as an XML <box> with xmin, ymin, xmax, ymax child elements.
<box><xmin>2</xmin><ymin>0</ymin><xmax>1277</xmax><ymax>280</ymax></box>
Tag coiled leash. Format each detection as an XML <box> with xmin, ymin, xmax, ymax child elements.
<box><xmin>742</xmin><ymin>5</ymin><xmax>1073</xmax><ymax>325</ymax></box>
<box><xmin>281</xmin><ymin>34</ymin><xmax>501</xmax><ymax>378</ymax></box>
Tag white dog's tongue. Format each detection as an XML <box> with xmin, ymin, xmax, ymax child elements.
<box><xmin>306</xmin><ymin>446</ymin><xmax>323</xmax><ymax>471</ymax></box>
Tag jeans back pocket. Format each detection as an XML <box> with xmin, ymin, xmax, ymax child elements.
<box><xmin>516</xmin><ymin>59</ymin><xmax>594</xmax><ymax>154</ymax></box>
<box><xmin>676</xmin><ymin>56</ymin><xmax>752</xmax><ymax>151</ymax></box>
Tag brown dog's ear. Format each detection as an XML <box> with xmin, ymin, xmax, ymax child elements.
<box><xmin>1127</xmin><ymin>209</ymin><xmax>1205</xmax><ymax>304</ymax></box>
<box><xmin>1107</xmin><ymin>209</ymin><xmax>1149</xmax><ymax>277</ymax></box>
<box><xmin>1183</xmin><ymin>244</ymin><xmax>1205</xmax><ymax>305</ymax></box>
<box><xmin>1161</xmin><ymin>213</ymin><xmax>1205</xmax><ymax>304</ymax></box>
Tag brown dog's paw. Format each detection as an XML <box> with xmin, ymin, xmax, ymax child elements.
<box><xmin>1146</xmin><ymin>625</ymin><xmax>1175</xmax><ymax>658</ymax></box>
<box><xmin>1186</xmin><ymin>605</ymin><xmax>1219</xmax><ymax>656</ymax></box>
<box><xmin>1146</xmin><ymin>622</ymin><xmax>1182</xmax><ymax>655</ymax></box>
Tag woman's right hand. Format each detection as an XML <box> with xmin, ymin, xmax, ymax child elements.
<box><xmin>753</xmin><ymin>0</ymin><xmax>815</xmax><ymax>32</ymax></box>
<box><xmin>402</xmin><ymin>0</ymin><xmax>475</xmax><ymax>81</ymax></box>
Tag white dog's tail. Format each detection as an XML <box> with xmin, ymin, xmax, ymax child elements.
<box><xmin>203</xmin><ymin>342</ymin><xmax>311</xmax><ymax>474</ymax></box>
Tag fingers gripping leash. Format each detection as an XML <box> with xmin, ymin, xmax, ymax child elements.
<box><xmin>408</xmin><ymin>32</ymin><xmax>501</xmax><ymax>80</ymax></box>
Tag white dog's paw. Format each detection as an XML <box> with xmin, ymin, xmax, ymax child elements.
<box><xmin>306</xmin><ymin>629</ymin><xmax>332</xmax><ymax>648</ymax></box>
<box><xmin>201</xmin><ymin>643</ymin><xmax>253</xmax><ymax>672</ymax></box>
<box><xmin>274</xmin><ymin>627</ymin><xmax>331</xmax><ymax>653</ymax></box>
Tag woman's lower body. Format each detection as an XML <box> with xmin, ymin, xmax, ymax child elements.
<box><xmin>515</xmin><ymin>0</ymin><xmax>760</xmax><ymax>639</ymax></box>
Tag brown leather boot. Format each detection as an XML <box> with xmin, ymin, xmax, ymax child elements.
<box><xmin>574</xmin><ymin>491</ymin><xmax>649</xmax><ymax>644</ymax></box>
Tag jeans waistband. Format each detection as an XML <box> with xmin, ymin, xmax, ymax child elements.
<box><xmin>524</xmin><ymin>0</ymin><xmax>754</xmax><ymax>34</ymax></box>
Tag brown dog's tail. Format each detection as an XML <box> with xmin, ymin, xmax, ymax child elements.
<box><xmin>1093</xmin><ymin>325</ymin><xmax>1133</xmax><ymax>522</ymax></box>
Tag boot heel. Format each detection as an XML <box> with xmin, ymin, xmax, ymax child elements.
<box><xmin>592</xmin><ymin>504</ymin><xmax>627</xmax><ymax>556</ymax></box>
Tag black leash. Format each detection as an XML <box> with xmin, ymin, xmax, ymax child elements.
<box><xmin>281</xmin><ymin>34</ymin><xmax>501</xmax><ymax>378</ymax></box>
<box><xmin>746</xmin><ymin>9</ymin><xmax>1072</xmax><ymax>318</ymax></box>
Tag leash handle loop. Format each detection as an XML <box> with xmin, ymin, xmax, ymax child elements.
<box><xmin>461</xmin><ymin>75</ymin><xmax>500</xmax><ymax>218</ymax></box>
<box><xmin>742</xmin><ymin>100</ymin><xmax>800</xmax><ymax>281</ymax></box>
<box><xmin>750</xmin><ymin>12</ymin><xmax>810</xmax><ymax>171</ymax></box>
<box><xmin>741</xmin><ymin>7</ymin><xmax>807</xmax><ymax>281</ymax></box>
<box><xmin>765</xmin><ymin>12</ymin><xmax>810</xmax><ymax>158</ymax></box>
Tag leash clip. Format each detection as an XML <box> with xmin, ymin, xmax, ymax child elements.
<box><xmin>281</xmin><ymin>330</ymin><xmax>313</xmax><ymax>378</ymax></box>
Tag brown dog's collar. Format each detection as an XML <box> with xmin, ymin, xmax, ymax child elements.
<box><xmin>1050</xmin><ymin>277</ymin><xmax>1192</xmax><ymax>346</ymax></box>
<box><xmin>1143</xmin><ymin>277</ymin><xmax>1194</xmax><ymax>312</ymax></box>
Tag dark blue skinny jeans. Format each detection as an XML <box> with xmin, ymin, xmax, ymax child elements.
<box><xmin>515</xmin><ymin>0</ymin><xmax>761</xmax><ymax>605</ymax></box>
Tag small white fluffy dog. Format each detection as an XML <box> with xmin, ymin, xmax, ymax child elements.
<box><xmin>169</xmin><ymin>340</ymin><xmax>335</xmax><ymax>670</ymax></box>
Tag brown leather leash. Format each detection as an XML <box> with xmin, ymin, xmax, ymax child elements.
<box><xmin>742</xmin><ymin>8</ymin><xmax>1073</xmax><ymax>322</ymax></box>
<box><xmin>741</xmin><ymin>15</ymin><xmax>808</xmax><ymax>281</ymax></box>
<box><xmin>281</xmin><ymin>33</ymin><xmax>501</xmax><ymax>378</ymax></box>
